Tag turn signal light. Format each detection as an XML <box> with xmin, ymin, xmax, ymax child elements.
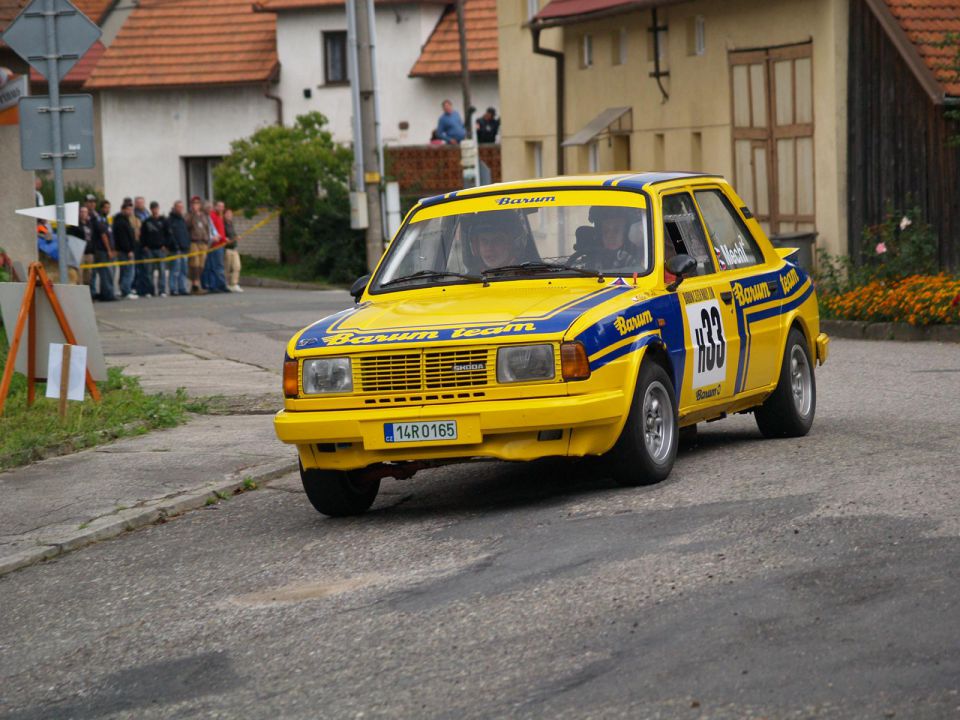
<box><xmin>283</xmin><ymin>359</ymin><xmax>299</xmax><ymax>398</ymax></box>
<box><xmin>560</xmin><ymin>342</ymin><xmax>591</xmax><ymax>381</ymax></box>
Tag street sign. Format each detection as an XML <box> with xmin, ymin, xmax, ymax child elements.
<box><xmin>0</xmin><ymin>0</ymin><xmax>100</xmax><ymax>81</ymax></box>
<box><xmin>18</xmin><ymin>94</ymin><xmax>95</xmax><ymax>170</ymax></box>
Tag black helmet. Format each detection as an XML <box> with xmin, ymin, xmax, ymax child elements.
<box><xmin>588</xmin><ymin>205</ymin><xmax>635</xmax><ymax>224</ymax></box>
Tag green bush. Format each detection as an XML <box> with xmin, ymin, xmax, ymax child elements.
<box><xmin>213</xmin><ymin>112</ymin><xmax>365</xmax><ymax>283</ymax></box>
<box><xmin>37</xmin><ymin>175</ymin><xmax>103</xmax><ymax>205</ymax></box>
<box><xmin>817</xmin><ymin>202</ymin><xmax>939</xmax><ymax>294</ymax></box>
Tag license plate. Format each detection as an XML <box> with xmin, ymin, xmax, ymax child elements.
<box><xmin>384</xmin><ymin>420</ymin><xmax>458</xmax><ymax>443</ymax></box>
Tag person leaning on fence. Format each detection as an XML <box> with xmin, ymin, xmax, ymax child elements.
<box><xmin>186</xmin><ymin>195</ymin><xmax>211</xmax><ymax>295</ymax></box>
<box><xmin>166</xmin><ymin>200</ymin><xmax>191</xmax><ymax>296</ymax></box>
<box><xmin>223</xmin><ymin>207</ymin><xmax>242</xmax><ymax>293</ymax></box>
<box><xmin>436</xmin><ymin>99</ymin><xmax>466</xmax><ymax>145</ymax></box>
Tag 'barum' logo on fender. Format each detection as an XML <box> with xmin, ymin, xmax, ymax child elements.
<box><xmin>780</xmin><ymin>268</ymin><xmax>800</xmax><ymax>295</ymax></box>
<box><xmin>732</xmin><ymin>281</ymin><xmax>771</xmax><ymax>306</ymax></box>
<box><xmin>614</xmin><ymin>310</ymin><xmax>654</xmax><ymax>336</ymax></box>
<box><xmin>696</xmin><ymin>384</ymin><xmax>722</xmax><ymax>401</ymax></box>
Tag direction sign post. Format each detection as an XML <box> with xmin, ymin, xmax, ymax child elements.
<box><xmin>1</xmin><ymin>0</ymin><xmax>100</xmax><ymax>284</ymax></box>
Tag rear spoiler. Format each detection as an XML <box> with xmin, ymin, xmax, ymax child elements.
<box><xmin>775</xmin><ymin>247</ymin><xmax>800</xmax><ymax>262</ymax></box>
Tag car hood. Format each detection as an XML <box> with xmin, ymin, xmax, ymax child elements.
<box><xmin>294</xmin><ymin>283</ymin><xmax>635</xmax><ymax>352</ymax></box>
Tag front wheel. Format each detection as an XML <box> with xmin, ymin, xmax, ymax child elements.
<box><xmin>608</xmin><ymin>362</ymin><xmax>678</xmax><ymax>487</ymax></box>
<box><xmin>300</xmin><ymin>462</ymin><xmax>380</xmax><ymax>517</ymax></box>
<box><xmin>754</xmin><ymin>327</ymin><xmax>816</xmax><ymax>438</ymax></box>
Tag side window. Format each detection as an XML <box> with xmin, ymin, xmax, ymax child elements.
<box><xmin>662</xmin><ymin>192</ymin><xmax>714</xmax><ymax>276</ymax></box>
<box><xmin>694</xmin><ymin>189</ymin><xmax>764</xmax><ymax>270</ymax></box>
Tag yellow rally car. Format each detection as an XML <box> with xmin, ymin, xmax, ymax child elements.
<box><xmin>274</xmin><ymin>172</ymin><xmax>829</xmax><ymax>516</ymax></box>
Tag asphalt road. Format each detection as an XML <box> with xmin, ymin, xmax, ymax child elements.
<box><xmin>2</xmin><ymin>289</ymin><xmax>959</xmax><ymax>719</ymax></box>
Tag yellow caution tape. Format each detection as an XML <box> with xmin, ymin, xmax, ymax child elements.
<box><xmin>78</xmin><ymin>210</ymin><xmax>281</xmax><ymax>270</ymax></box>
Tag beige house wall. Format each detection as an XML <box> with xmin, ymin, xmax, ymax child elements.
<box><xmin>498</xmin><ymin>0</ymin><xmax>849</xmax><ymax>257</ymax></box>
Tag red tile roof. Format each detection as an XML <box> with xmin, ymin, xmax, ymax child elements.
<box><xmin>74</xmin><ymin>0</ymin><xmax>114</xmax><ymax>24</ymax></box>
<box><xmin>256</xmin><ymin>0</ymin><xmax>446</xmax><ymax>8</ymax></box>
<box><xmin>409</xmin><ymin>0</ymin><xmax>497</xmax><ymax>77</ymax></box>
<box><xmin>0</xmin><ymin>0</ymin><xmax>26</xmax><ymax>30</ymax></box>
<box><xmin>884</xmin><ymin>0</ymin><xmax>960</xmax><ymax>96</ymax></box>
<box><xmin>29</xmin><ymin>39</ymin><xmax>105</xmax><ymax>87</ymax></box>
<box><xmin>85</xmin><ymin>0</ymin><xmax>277</xmax><ymax>90</ymax></box>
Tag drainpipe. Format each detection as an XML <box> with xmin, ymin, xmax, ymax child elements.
<box><xmin>264</xmin><ymin>68</ymin><xmax>283</xmax><ymax>126</ymax></box>
<box><xmin>532</xmin><ymin>26</ymin><xmax>565</xmax><ymax>175</ymax></box>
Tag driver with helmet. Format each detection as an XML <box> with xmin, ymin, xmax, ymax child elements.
<box><xmin>585</xmin><ymin>206</ymin><xmax>644</xmax><ymax>269</ymax></box>
<box><xmin>461</xmin><ymin>211</ymin><xmax>532</xmax><ymax>272</ymax></box>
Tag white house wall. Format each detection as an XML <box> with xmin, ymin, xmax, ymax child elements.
<box><xmin>275</xmin><ymin>6</ymin><xmax>499</xmax><ymax>145</ymax></box>
<box><xmin>99</xmin><ymin>86</ymin><xmax>277</xmax><ymax>209</ymax></box>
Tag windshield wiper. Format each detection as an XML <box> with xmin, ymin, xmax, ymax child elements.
<box><xmin>380</xmin><ymin>269</ymin><xmax>482</xmax><ymax>287</ymax></box>
<box><xmin>481</xmin><ymin>261</ymin><xmax>604</xmax><ymax>282</ymax></box>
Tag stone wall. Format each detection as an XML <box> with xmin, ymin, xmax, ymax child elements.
<box><xmin>234</xmin><ymin>210</ymin><xmax>281</xmax><ymax>262</ymax></box>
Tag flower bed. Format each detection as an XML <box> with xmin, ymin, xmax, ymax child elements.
<box><xmin>820</xmin><ymin>274</ymin><xmax>960</xmax><ymax>327</ymax></box>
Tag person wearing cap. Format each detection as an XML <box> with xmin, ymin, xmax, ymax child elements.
<box><xmin>476</xmin><ymin>107</ymin><xmax>500</xmax><ymax>144</ymax></box>
<box><xmin>83</xmin><ymin>195</ymin><xmax>116</xmax><ymax>300</ymax></box>
<box><xmin>185</xmin><ymin>196</ymin><xmax>211</xmax><ymax>295</ymax></box>
<box><xmin>139</xmin><ymin>201</ymin><xmax>169</xmax><ymax>297</ymax></box>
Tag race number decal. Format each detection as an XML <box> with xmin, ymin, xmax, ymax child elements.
<box><xmin>684</xmin><ymin>299</ymin><xmax>727</xmax><ymax>388</ymax></box>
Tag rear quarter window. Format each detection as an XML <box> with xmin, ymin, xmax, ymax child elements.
<box><xmin>694</xmin><ymin>189</ymin><xmax>764</xmax><ymax>270</ymax></box>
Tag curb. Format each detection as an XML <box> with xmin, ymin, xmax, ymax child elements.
<box><xmin>821</xmin><ymin>319</ymin><xmax>960</xmax><ymax>343</ymax></box>
<box><xmin>242</xmin><ymin>276</ymin><xmax>344</xmax><ymax>292</ymax></box>
<box><xmin>0</xmin><ymin>457</ymin><xmax>298</xmax><ymax>578</ymax></box>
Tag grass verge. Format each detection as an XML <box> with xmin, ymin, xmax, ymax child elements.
<box><xmin>0</xmin><ymin>325</ymin><xmax>207</xmax><ymax>471</ymax></box>
<box><xmin>240</xmin><ymin>254</ymin><xmax>339</xmax><ymax>288</ymax></box>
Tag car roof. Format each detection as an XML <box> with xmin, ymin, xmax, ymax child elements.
<box><xmin>419</xmin><ymin>172</ymin><xmax>727</xmax><ymax>206</ymax></box>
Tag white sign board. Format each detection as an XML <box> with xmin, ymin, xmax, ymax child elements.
<box><xmin>17</xmin><ymin>201</ymin><xmax>79</xmax><ymax>225</ymax></box>
<box><xmin>45</xmin><ymin>343</ymin><xmax>87</xmax><ymax>401</ymax></box>
<box><xmin>0</xmin><ymin>283</ymin><xmax>106</xmax><ymax>381</ymax></box>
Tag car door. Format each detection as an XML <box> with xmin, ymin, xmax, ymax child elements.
<box><xmin>660</xmin><ymin>190</ymin><xmax>741</xmax><ymax>410</ymax></box>
<box><xmin>692</xmin><ymin>186</ymin><xmax>782</xmax><ymax>394</ymax></box>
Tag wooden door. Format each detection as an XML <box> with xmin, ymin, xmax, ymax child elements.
<box><xmin>730</xmin><ymin>43</ymin><xmax>814</xmax><ymax>236</ymax></box>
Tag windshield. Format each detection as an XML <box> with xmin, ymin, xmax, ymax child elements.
<box><xmin>372</xmin><ymin>193</ymin><xmax>650</xmax><ymax>291</ymax></box>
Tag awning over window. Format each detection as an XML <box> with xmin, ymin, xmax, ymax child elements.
<box><xmin>562</xmin><ymin>107</ymin><xmax>632</xmax><ymax>146</ymax></box>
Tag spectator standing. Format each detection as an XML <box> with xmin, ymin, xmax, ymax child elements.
<box><xmin>204</xmin><ymin>200</ymin><xmax>229</xmax><ymax>293</ymax></box>
<box><xmin>223</xmin><ymin>207</ymin><xmax>242</xmax><ymax>292</ymax></box>
<box><xmin>167</xmin><ymin>200</ymin><xmax>190</xmax><ymax>296</ymax></box>
<box><xmin>185</xmin><ymin>196</ymin><xmax>210</xmax><ymax>295</ymax></box>
<box><xmin>436</xmin><ymin>100</ymin><xmax>466</xmax><ymax>144</ymax></box>
<box><xmin>34</xmin><ymin>177</ymin><xmax>44</xmax><ymax>206</ymax></box>
<box><xmin>85</xmin><ymin>195</ymin><xmax>115</xmax><ymax>300</ymax></box>
<box><xmin>113</xmin><ymin>199</ymin><xmax>138</xmax><ymax>299</ymax></box>
<box><xmin>139</xmin><ymin>201</ymin><xmax>169</xmax><ymax>296</ymax></box>
<box><xmin>131</xmin><ymin>196</ymin><xmax>152</xmax><ymax>298</ymax></box>
<box><xmin>476</xmin><ymin>107</ymin><xmax>500</xmax><ymax>143</ymax></box>
<box><xmin>68</xmin><ymin>205</ymin><xmax>94</xmax><ymax>287</ymax></box>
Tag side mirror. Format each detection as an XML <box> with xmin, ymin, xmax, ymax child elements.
<box><xmin>665</xmin><ymin>254</ymin><xmax>697</xmax><ymax>292</ymax></box>
<box><xmin>349</xmin><ymin>274</ymin><xmax>370</xmax><ymax>303</ymax></box>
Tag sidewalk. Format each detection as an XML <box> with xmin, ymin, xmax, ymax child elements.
<box><xmin>0</xmin><ymin>414</ymin><xmax>297</xmax><ymax>576</ymax></box>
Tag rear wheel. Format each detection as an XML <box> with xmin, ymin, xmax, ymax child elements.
<box><xmin>754</xmin><ymin>327</ymin><xmax>816</xmax><ymax>438</ymax></box>
<box><xmin>300</xmin><ymin>462</ymin><xmax>380</xmax><ymax>517</ymax></box>
<box><xmin>608</xmin><ymin>361</ymin><xmax>678</xmax><ymax>487</ymax></box>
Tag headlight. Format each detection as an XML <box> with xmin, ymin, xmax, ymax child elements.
<box><xmin>497</xmin><ymin>344</ymin><xmax>555</xmax><ymax>383</ymax></box>
<box><xmin>302</xmin><ymin>358</ymin><xmax>353</xmax><ymax>394</ymax></box>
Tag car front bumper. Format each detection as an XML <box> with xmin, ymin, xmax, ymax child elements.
<box><xmin>274</xmin><ymin>390</ymin><xmax>630</xmax><ymax>471</ymax></box>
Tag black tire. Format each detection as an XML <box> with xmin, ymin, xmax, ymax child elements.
<box><xmin>754</xmin><ymin>327</ymin><xmax>816</xmax><ymax>438</ymax></box>
<box><xmin>300</xmin><ymin>462</ymin><xmax>380</xmax><ymax>517</ymax></box>
<box><xmin>608</xmin><ymin>361</ymin><xmax>679</xmax><ymax>487</ymax></box>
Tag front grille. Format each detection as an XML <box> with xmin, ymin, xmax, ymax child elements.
<box><xmin>425</xmin><ymin>348</ymin><xmax>492</xmax><ymax>388</ymax></box>
<box><xmin>356</xmin><ymin>348</ymin><xmax>496</xmax><ymax>393</ymax></box>
<box><xmin>357</xmin><ymin>352</ymin><xmax>421</xmax><ymax>392</ymax></box>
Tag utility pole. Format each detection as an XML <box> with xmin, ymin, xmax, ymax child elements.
<box><xmin>455</xmin><ymin>0</ymin><xmax>473</xmax><ymax>138</ymax></box>
<box><xmin>351</xmin><ymin>0</ymin><xmax>384</xmax><ymax>272</ymax></box>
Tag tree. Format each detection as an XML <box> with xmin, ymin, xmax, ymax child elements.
<box><xmin>213</xmin><ymin>112</ymin><xmax>364</xmax><ymax>282</ymax></box>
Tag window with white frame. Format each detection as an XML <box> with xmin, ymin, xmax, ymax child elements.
<box><xmin>588</xmin><ymin>141</ymin><xmax>599</xmax><ymax>172</ymax></box>
<box><xmin>184</xmin><ymin>156</ymin><xmax>221</xmax><ymax>202</ymax></box>
<box><xmin>527</xmin><ymin>0</ymin><xmax>539</xmax><ymax>22</ymax></box>
<box><xmin>613</xmin><ymin>27</ymin><xmax>627</xmax><ymax>65</ymax></box>
<box><xmin>581</xmin><ymin>34</ymin><xmax>593</xmax><ymax>68</ymax></box>
<box><xmin>323</xmin><ymin>31</ymin><xmax>348</xmax><ymax>84</ymax></box>
<box><xmin>686</xmin><ymin>15</ymin><xmax>705</xmax><ymax>56</ymax></box>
